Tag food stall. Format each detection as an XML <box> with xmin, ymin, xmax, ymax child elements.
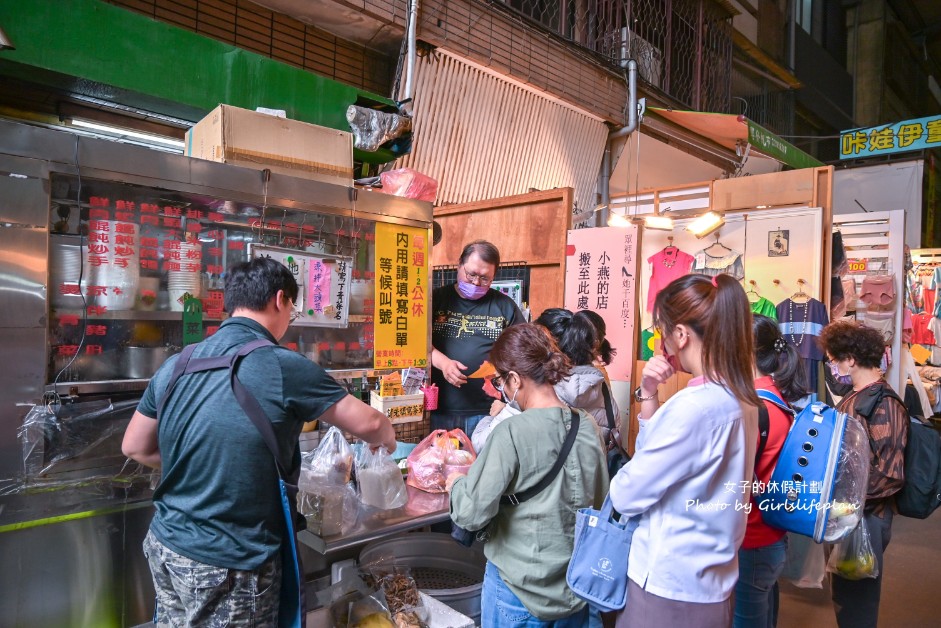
<box><xmin>0</xmin><ymin>118</ymin><xmax>449</xmax><ymax>627</ymax></box>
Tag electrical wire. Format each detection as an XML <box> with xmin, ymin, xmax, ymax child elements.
<box><xmin>47</xmin><ymin>136</ymin><xmax>89</xmax><ymax>409</ymax></box>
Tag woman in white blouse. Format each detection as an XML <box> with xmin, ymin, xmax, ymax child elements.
<box><xmin>609</xmin><ymin>274</ymin><xmax>760</xmax><ymax>627</ymax></box>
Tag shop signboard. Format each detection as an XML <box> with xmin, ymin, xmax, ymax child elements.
<box><xmin>747</xmin><ymin>121</ymin><xmax>823</xmax><ymax>169</ymax></box>
<box><xmin>563</xmin><ymin>226</ymin><xmax>637</xmax><ymax>382</ymax></box>
<box><xmin>840</xmin><ymin>114</ymin><xmax>941</xmax><ymax>160</ymax></box>
<box><xmin>374</xmin><ymin>223</ymin><xmax>429</xmax><ymax>369</ymax></box>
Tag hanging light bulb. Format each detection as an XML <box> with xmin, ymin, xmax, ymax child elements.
<box><xmin>686</xmin><ymin>211</ymin><xmax>725</xmax><ymax>238</ymax></box>
<box><xmin>644</xmin><ymin>215</ymin><xmax>674</xmax><ymax>231</ymax></box>
<box><xmin>608</xmin><ymin>212</ymin><xmax>632</xmax><ymax>228</ymax></box>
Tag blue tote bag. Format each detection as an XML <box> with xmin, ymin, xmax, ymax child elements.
<box><xmin>566</xmin><ymin>495</ymin><xmax>639</xmax><ymax>613</ymax></box>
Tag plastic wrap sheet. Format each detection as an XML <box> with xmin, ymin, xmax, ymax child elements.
<box><xmin>5</xmin><ymin>397</ymin><xmax>153</xmax><ymax>505</ymax></box>
<box><xmin>17</xmin><ymin>397</ymin><xmax>139</xmax><ymax>478</ymax></box>
<box><xmin>346</xmin><ymin>105</ymin><xmax>412</xmax><ymax>152</ymax></box>
<box><xmin>379</xmin><ymin>168</ymin><xmax>438</xmax><ymax>202</ymax></box>
<box><xmin>824</xmin><ymin>417</ymin><xmax>871</xmax><ymax>543</ymax></box>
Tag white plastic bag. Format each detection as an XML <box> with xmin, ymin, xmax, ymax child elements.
<box><xmin>357</xmin><ymin>446</ymin><xmax>408</xmax><ymax>510</ymax></box>
<box><xmin>781</xmin><ymin>533</ymin><xmax>826</xmax><ymax>589</ymax></box>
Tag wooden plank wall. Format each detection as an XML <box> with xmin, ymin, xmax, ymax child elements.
<box><xmin>104</xmin><ymin>0</ymin><xmax>395</xmax><ymax>95</ymax></box>
<box><xmin>431</xmin><ymin>188</ymin><xmax>574</xmax><ymax>318</ymax></box>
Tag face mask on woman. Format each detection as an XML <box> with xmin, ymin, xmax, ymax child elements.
<box><xmin>829</xmin><ymin>360</ymin><xmax>853</xmax><ymax>385</ymax></box>
<box><xmin>496</xmin><ymin>378</ymin><xmax>520</xmax><ymax>410</ymax></box>
<box><xmin>457</xmin><ymin>280</ymin><xmax>489</xmax><ymax>300</ymax></box>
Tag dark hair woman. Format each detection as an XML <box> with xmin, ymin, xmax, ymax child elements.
<box><xmin>818</xmin><ymin>320</ymin><xmax>907</xmax><ymax>628</ymax></box>
<box><xmin>609</xmin><ymin>274</ymin><xmax>760</xmax><ymax>628</ymax></box>
<box><xmin>734</xmin><ymin>314</ymin><xmax>807</xmax><ymax>628</ymax></box>
<box><xmin>532</xmin><ymin>308</ymin><xmax>618</xmax><ymax>443</ymax></box>
<box><xmin>449</xmin><ymin>324</ymin><xmax>608</xmax><ymax>628</ymax></box>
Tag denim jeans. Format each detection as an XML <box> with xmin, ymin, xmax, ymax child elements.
<box><xmin>831</xmin><ymin>509</ymin><xmax>893</xmax><ymax>628</ymax></box>
<box><xmin>481</xmin><ymin>562</ymin><xmax>588</xmax><ymax>628</ymax></box>
<box><xmin>431</xmin><ymin>411</ymin><xmax>487</xmax><ymax>438</ymax></box>
<box><xmin>733</xmin><ymin>537</ymin><xmax>787</xmax><ymax>628</ymax></box>
<box><xmin>143</xmin><ymin>531</ymin><xmax>281</xmax><ymax>627</ymax></box>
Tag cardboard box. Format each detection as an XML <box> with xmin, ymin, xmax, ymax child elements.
<box><xmin>185</xmin><ymin>105</ymin><xmax>353</xmax><ymax>186</ymax></box>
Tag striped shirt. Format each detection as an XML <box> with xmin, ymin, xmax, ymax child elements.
<box><xmin>837</xmin><ymin>381</ymin><xmax>908</xmax><ymax>516</ymax></box>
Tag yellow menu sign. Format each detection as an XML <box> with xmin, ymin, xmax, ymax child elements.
<box><xmin>374</xmin><ymin>223</ymin><xmax>429</xmax><ymax>369</ymax></box>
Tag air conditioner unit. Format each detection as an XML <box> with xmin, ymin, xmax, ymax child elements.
<box><xmin>620</xmin><ymin>28</ymin><xmax>663</xmax><ymax>89</ymax></box>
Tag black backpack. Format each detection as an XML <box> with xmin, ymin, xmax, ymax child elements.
<box><xmin>860</xmin><ymin>387</ymin><xmax>941</xmax><ymax>519</ymax></box>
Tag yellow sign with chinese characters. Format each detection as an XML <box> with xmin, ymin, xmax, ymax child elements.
<box><xmin>841</xmin><ymin>115</ymin><xmax>941</xmax><ymax>159</ymax></box>
<box><xmin>374</xmin><ymin>223</ymin><xmax>429</xmax><ymax>369</ymax></box>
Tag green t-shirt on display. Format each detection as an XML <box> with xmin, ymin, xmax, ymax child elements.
<box><xmin>751</xmin><ymin>296</ymin><xmax>778</xmax><ymax>321</ymax></box>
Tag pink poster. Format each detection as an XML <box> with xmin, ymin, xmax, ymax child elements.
<box><xmin>307</xmin><ymin>259</ymin><xmax>332</xmax><ymax>314</ymax></box>
<box><xmin>564</xmin><ymin>226</ymin><xmax>638</xmax><ymax>382</ymax></box>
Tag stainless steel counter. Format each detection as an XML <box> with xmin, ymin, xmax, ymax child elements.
<box><xmin>297</xmin><ymin>484</ymin><xmax>450</xmax><ymax>554</ymax></box>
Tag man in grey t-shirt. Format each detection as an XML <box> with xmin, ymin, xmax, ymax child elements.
<box><xmin>122</xmin><ymin>257</ymin><xmax>395</xmax><ymax>626</ymax></box>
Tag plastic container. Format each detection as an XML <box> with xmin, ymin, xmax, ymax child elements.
<box><xmin>371</xmin><ymin>391</ymin><xmax>425</xmax><ymax>424</ymax></box>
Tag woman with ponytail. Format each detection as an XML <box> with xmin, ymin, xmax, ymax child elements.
<box><xmin>734</xmin><ymin>314</ymin><xmax>806</xmax><ymax>628</ymax></box>
<box><xmin>450</xmin><ymin>324</ymin><xmax>608</xmax><ymax>627</ymax></box>
<box><xmin>609</xmin><ymin>274</ymin><xmax>760</xmax><ymax>628</ymax></box>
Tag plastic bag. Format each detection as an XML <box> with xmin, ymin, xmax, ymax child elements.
<box><xmin>781</xmin><ymin>533</ymin><xmax>826</xmax><ymax>588</ymax></box>
<box><xmin>378</xmin><ymin>569</ymin><xmax>428</xmax><ymax>628</ymax></box>
<box><xmin>827</xmin><ymin>519</ymin><xmax>879</xmax><ymax>580</ymax></box>
<box><xmin>357</xmin><ymin>446</ymin><xmax>408</xmax><ymax>510</ymax></box>
<box><xmin>379</xmin><ymin>168</ymin><xmax>437</xmax><ymax>202</ymax></box>
<box><xmin>298</xmin><ymin>426</ymin><xmax>358</xmax><ymax>536</ymax></box>
<box><xmin>823</xmin><ymin>417</ymin><xmax>871</xmax><ymax>542</ymax></box>
<box><xmin>406</xmin><ymin>429</ymin><xmax>476</xmax><ymax>493</ymax></box>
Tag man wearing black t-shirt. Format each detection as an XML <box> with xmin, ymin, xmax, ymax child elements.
<box><xmin>431</xmin><ymin>240</ymin><xmax>525</xmax><ymax>436</ymax></box>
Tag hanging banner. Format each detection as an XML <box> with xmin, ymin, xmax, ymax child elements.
<box><xmin>841</xmin><ymin>114</ymin><xmax>941</xmax><ymax>159</ymax></box>
<box><xmin>564</xmin><ymin>226</ymin><xmax>638</xmax><ymax>382</ymax></box>
<box><xmin>249</xmin><ymin>243</ymin><xmax>351</xmax><ymax>327</ymax></box>
<box><xmin>374</xmin><ymin>223</ymin><xmax>429</xmax><ymax>369</ymax></box>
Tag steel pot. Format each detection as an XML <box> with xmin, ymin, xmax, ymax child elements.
<box><xmin>120</xmin><ymin>346</ymin><xmax>180</xmax><ymax>379</ymax></box>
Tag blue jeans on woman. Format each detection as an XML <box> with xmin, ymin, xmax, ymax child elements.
<box><xmin>733</xmin><ymin>537</ymin><xmax>787</xmax><ymax>628</ymax></box>
<box><xmin>481</xmin><ymin>562</ymin><xmax>588</xmax><ymax>628</ymax></box>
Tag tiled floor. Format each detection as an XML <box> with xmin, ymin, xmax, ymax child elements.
<box><xmin>778</xmin><ymin>513</ymin><xmax>941</xmax><ymax>627</ymax></box>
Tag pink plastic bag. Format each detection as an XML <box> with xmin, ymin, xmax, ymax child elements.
<box><xmin>379</xmin><ymin>168</ymin><xmax>438</xmax><ymax>202</ymax></box>
<box><xmin>406</xmin><ymin>429</ymin><xmax>476</xmax><ymax>493</ymax></box>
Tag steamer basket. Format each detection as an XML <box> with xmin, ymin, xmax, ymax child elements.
<box><xmin>358</xmin><ymin>532</ymin><xmax>485</xmax><ymax>622</ymax></box>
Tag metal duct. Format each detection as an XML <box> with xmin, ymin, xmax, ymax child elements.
<box><xmin>397</xmin><ymin>49</ymin><xmax>608</xmax><ymax>213</ymax></box>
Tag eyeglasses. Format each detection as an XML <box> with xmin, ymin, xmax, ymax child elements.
<box><xmin>461</xmin><ymin>264</ymin><xmax>493</xmax><ymax>286</ymax></box>
<box><xmin>492</xmin><ymin>373</ymin><xmax>505</xmax><ymax>389</ymax></box>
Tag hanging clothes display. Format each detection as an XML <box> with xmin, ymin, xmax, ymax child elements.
<box><xmin>646</xmin><ymin>246</ymin><xmax>694</xmax><ymax>312</ymax></box>
<box><xmin>750</xmin><ymin>296</ymin><xmax>778</xmax><ymax>320</ymax></box>
<box><xmin>692</xmin><ymin>248</ymin><xmax>745</xmax><ymax>280</ymax></box>
<box><xmin>911</xmin><ymin>312</ymin><xmax>937</xmax><ymax>346</ymax></box>
<box><xmin>776</xmin><ymin>298</ymin><xmax>829</xmax><ymax>360</ymax></box>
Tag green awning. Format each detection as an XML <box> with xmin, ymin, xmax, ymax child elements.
<box><xmin>649</xmin><ymin>108</ymin><xmax>824</xmax><ymax>170</ymax></box>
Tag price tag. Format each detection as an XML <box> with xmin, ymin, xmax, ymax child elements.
<box><xmin>848</xmin><ymin>260</ymin><xmax>868</xmax><ymax>272</ymax></box>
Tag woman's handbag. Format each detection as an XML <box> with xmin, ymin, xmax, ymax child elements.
<box><xmin>566</xmin><ymin>495</ymin><xmax>639</xmax><ymax>613</ymax></box>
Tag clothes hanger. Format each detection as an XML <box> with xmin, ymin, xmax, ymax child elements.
<box><xmin>791</xmin><ymin>279</ymin><xmax>811</xmax><ymax>304</ymax></box>
<box><xmin>745</xmin><ymin>279</ymin><xmax>761</xmax><ymax>304</ymax></box>
<box><xmin>662</xmin><ymin>235</ymin><xmax>677</xmax><ymax>252</ymax></box>
<box><xmin>704</xmin><ymin>232</ymin><xmax>731</xmax><ymax>255</ymax></box>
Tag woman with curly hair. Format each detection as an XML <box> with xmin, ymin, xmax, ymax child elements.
<box><xmin>818</xmin><ymin>320</ymin><xmax>907</xmax><ymax>628</ymax></box>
